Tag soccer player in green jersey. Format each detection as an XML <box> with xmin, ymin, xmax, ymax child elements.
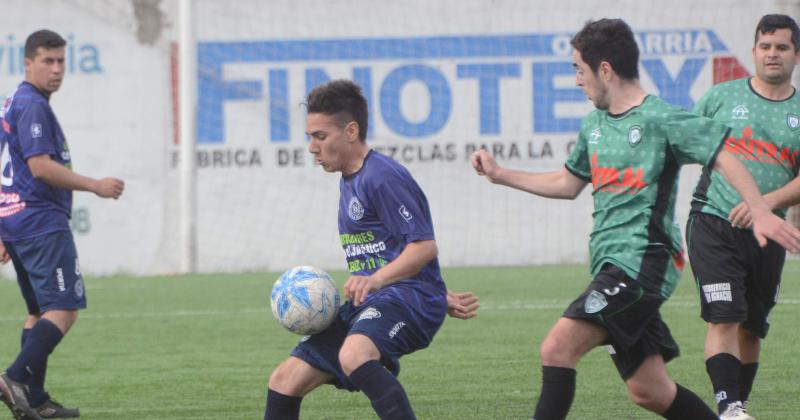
<box><xmin>471</xmin><ymin>19</ymin><xmax>800</xmax><ymax>420</ymax></box>
<box><xmin>687</xmin><ymin>14</ymin><xmax>800</xmax><ymax>420</ymax></box>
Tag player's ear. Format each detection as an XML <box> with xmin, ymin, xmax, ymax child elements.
<box><xmin>344</xmin><ymin>121</ymin><xmax>360</xmax><ymax>142</ymax></box>
<box><xmin>599</xmin><ymin>61</ymin><xmax>612</xmax><ymax>81</ymax></box>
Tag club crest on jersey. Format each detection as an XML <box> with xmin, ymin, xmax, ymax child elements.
<box><xmin>30</xmin><ymin>123</ymin><xmax>42</xmax><ymax>138</ymax></box>
<box><xmin>584</xmin><ymin>290</ymin><xmax>608</xmax><ymax>314</ymax></box>
<box><xmin>588</xmin><ymin>128</ymin><xmax>602</xmax><ymax>144</ymax></box>
<box><xmin>732</xmin><ymin>104</ymin><xmax>749</xmax><ymax>120</ymax></box>
<box><xmin>628</xmin><ymin>126</ymin><xmax>643</xmax><ymax>147</ymax></box>
<box><xmin>348</xmin><ymin>196</ymin><xmax>364</xmax><ymax>221</ymax></box>
<box><xmin>787</xmin><ymin>114</ymin><xmax>800</xmax><ymax>130</ymax></box>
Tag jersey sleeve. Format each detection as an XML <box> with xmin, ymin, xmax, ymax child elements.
<box><xmin>16</xmin><ymin>101</ymin><xmax>57</xmax><ymax>159</ymax></box>
<box><xmin>371</xmin><ymin>177</ymin><xmax>435</xmax><ymax>244</ymax></box>
<box><xmin>692</xmin><ymin>86</ymin><xmax>722</xmax><ymax>119</ymax></box>
<box><xmin>663</xmin><ymin>108</ymin><xmax>730</xmax><ymax>167</ymax></box>
<box><xmin>564</xmin><ymin>123</ymin><xmax>592</xmax><ymax>182</ymax></box>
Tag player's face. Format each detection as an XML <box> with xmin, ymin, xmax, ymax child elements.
<box><xmin>573</xmin><ymin>50</ymin><xmax>609</xmax><ymax>110</ymax></box>
<box><xmin>752</xmin><ymin>28</ymin><xmax>799</xmax><ymax>85</ymax></box>
<box><xmin>25</xmin><ymin>47</ymin><xmax>66</xmax><ymax>94</ymax></box>
<box><xmin>306</xmin><ymin>112</ymin><xmax>361</xmax><ymax>174</ymax></box>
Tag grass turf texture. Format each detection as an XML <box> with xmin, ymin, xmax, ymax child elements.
<box><xmin>0</xmin><ymin>261</ymin><xmax>798</xmax><ymax>419</ymax></box>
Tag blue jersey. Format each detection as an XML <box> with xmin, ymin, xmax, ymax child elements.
<box><xmin>338</xmin><ymin>150</ymin><xmax>447</xmax><ymax>309</ymax></box>
<box><xmin>0</xmin><ymin>82</ymin><xmax>72</xmax><ymax>241</ymax></box>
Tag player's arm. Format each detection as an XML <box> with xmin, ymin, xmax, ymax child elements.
<box><xmin>28</xmin><ymin>154</ymin><xmax>124</xmax><ymax>199</ymax></box>
<box><xmin>345</xmin><ymin>240</ymin><xmax>437</xmax><ymax>306</ymax></box>
<box><xmin>713</xmin><ymin>151</ymin><xmax>800</xmax><ymax>252</ymax></box>
<box><xmin>471</xmin><ymin>149</ymin><xmax>587</xmax><ymax>199</ymax></box>
<box><xmin>729</xmin><ymin>175</ymin><xmax>800</xmax><ymax>227</ymax></box>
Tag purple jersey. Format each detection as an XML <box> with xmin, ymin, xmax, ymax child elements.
<box><xmin>338</xmin><ymin>150</ymin><xmax>447</xmax><ymax>309</ymax></box>
<box><xmin>0</xmin><ymin>82</ymin><xmax>72</xmax><ymax>241</ymax></box>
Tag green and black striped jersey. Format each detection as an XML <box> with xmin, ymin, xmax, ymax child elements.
<box><xmin>691</xmin><ymin>78</ymin><xmax>800</xmax><ymax>220</ymax></box>
<box><xmin>566</xmin><ymin>95</ymin><xmax>728</xmax><ymax>298</ymax></box>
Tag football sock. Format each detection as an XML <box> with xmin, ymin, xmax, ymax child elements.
<box><xmin>662</xmin><ymin>383</ymin><xmax>718</xmax><ymax>419</ymax></box>
<box><xmin>264</xmin><ymin>389</ymin><xmax>302</xmax><ymax>420</ymax></box>
<box><xmin>7</xmin><ymin>318</ymin><xmax>62</xmax><ymax>406</ymax></box>
<box><xmin>20</xmin><ymin>327</ymin><xmax>50</xmax><ymax>406</ymax></box>
<box><xmin>348</xmin><ymin>360</ymin><xmax>416</xmax><ymax>420</ymax></box>
<box><xmin>739</xmin><ymin>362</ymin><xmax>759</xmax><ymax>406</ymax></box>
<box><xmin>706</xmin><ymin>352</ymin><xmax>741</xmax><ymax>413</ymax></box>
<box><xmin>532</xmin><ymin>366</ymin><xmax>576</xmax><ymax>420</ymax></box>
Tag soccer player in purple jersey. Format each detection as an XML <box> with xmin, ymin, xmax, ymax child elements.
<box><xmin>0</xmin><ymin>30</ymin><xmax>124</xmax><ymax>420</ymax></box>
<box><xmin>263</xmin><ymin>79</ymin><xmax>478</xmax><ymax>420</ymax></box>
<box><xmin>472</xmin><ymin>19</ymin><xmax>800</xmax><ymax>420</ymax></box>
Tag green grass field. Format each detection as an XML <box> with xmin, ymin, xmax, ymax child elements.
<box><xmin>1</xmin><ymin>261</ymin><xmax>798</xmax><ymax>419</ymax></box>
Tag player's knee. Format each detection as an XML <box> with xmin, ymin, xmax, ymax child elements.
<box><xmin>539</xmin><ymin>335</ymin><xmax>572</xmax><ymax>366</ymax></box>
<box><xmin>268</xmin><ymin>361</ymin><xmax>303</xmax><ymax>395</ymax></box>
<box><xmin>626</xmin><ymin>380</ymin><xmax>670</xmax><ymax>412</ymax></box>
<box><xmin>338</xmin><ymin>347</ymin><xmax>370</xmax><ymax>376</ymax></box>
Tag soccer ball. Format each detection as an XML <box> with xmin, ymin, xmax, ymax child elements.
<box><xmin>270</xmin><ymin>266</ymin><xmax>340</xmax><ymax>335</ymax></box>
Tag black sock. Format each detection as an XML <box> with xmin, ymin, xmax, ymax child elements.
<box><xmin>662</xmin><ymin>383</ymin><xmax>718</xmax><ymax>420</ymax></box>
<box><xmin>264</xmin><ymin>388</ymin><xmax>302</xmax><ymax>420</ymax></box>
<box><xmin>706</xmin><ymin>353</ymin><xmax>741</xmax><ymax>413</ymax></box>
<box><xmin>348</xmin><ymin>360</ymin><xmax>416</xmax><ymax>420</ymax></box>
<box><xmin>6</xmin><ymin>319</ymin><xmax>62</xmax><ymax>394</ymax></box>
<box><xmin>739</xmin><ymin>362</ymin><xmax>758</xmax><ymax>406</ymax></box>
<box><xmin>21</xmin><ymin>327</ymin><xmax>49</xmax><ymax>406</ymax></box>
<box><xmin>532</xmin><ymin>366</ymin><xmax>576</xmax><ymax>420</ymax></box>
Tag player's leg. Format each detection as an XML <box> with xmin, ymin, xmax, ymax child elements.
<box><xmin>738</xmin><ymin>328</ymin><xmax>760</xmax><ymax>408</ymax></box>
<box><xmin>624</xmin><ymin>355</ymin><xmax>717</xmax><ymax>419</ymax></box>
<box><xmin>688</xmin><ymin>214</ymin><xmax>751</xmax><ymax>415</ymax></box>
<box><xmin>532</xmin><ymin>316</ymin><xmax>606</xmax><ymax>420</ymax></box>
<box><xmin>736</xmin><ymin>238</ymin><xmax>784</xmax><ymax>414</ymax></box>
<box><xmin>340</xmin><ymin>333</ymin><xmax>415</xmax><ymax>420</ymax></box>
<box><xmin>266</xmin><ymin>356</ymin><xmax>334</xmax><ymax>420</ymax></box>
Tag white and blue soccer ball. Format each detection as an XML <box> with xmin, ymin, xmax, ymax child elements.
<box><xmin>271</xmin><ymin>266</ymin><xmax>340</xmax><ymax>335</ymax></box>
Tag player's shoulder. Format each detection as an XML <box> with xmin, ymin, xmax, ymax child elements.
<box><xmin>7</xmin><ymin>83</ymin><xmax>50</xmax><ymax>111</ymax></box>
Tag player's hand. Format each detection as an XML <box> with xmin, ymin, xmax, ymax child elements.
<box><xmin>0</xmin><ymin>241</ymin><xmax>10</xmax><ymax>264</ymax></box>
<box><xmin>750</xmin><ymin>210</ymin><xmax>800</xmax><ymax>253</ymax></box>
<box><xmin>344</xmin><ymin>275</ymin><xmax>382</xmax><ymax>306</ymax></box>
<box><xmin>728</xmin><ymin>202</ymin><xmax>753</xmax><ymax>229</ymax></box>
<box><xmin>93</xmin><ymin>177</ymin><xmax>125</xmax><ymax>199</ymax></box>
<box><xmin>471</xmin><ymin>149</ymin><xmax>501</xmax><ymax>183</ymax></box>
<box><xmin>447</xmin><ymin>290</ymin><xmax>480</xmax><ymax>320</ymax></box>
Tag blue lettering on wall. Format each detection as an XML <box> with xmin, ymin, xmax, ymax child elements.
<box><xmin>196</xmin><ymin>30</ymin><xmax>730</xmax><ymax>143</ymax></box>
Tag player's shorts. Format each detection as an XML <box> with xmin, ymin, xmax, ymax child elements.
<box><xmin>6</xmin><ymin>230</ymin><xmax>86</xmax><ymax>314</ymax></box>
<box><xmin>687</xmin><ymin>213</ymin><xmax>785</xmax><ymax>338</ymax></box>
<box><xmin>291</xmin><ymin>284</ymin><xmax>447</xmax><ymax>391</ymax></box>
<box><xmin>563</xmin><ymin>264</ymin><xmax>679</xmax><ymax>380</ymax></box>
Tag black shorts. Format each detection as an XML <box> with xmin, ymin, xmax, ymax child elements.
<box><xmin>687</xmin><ymin>213</ymin><xmax>785</xmax><ymax>338</ymax></box>
<box><xmin>563</xmin><ymin>264</ymin><xmax>679</xmax><ymax>380</ymax></box>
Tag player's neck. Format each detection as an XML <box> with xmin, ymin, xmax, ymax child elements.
<box><xmin>750</xmin><ymin>76</ymin><xmax>795</xmax><ymax>101</ymax></box>
<box><xmin>607</xmin><ymin>81</ymin><xmax>647</xmax><ymax>114</ymax></box>
<box><xmin>342</xmin><ymin>145</ymin><xmax>371</xmax><ymax>176</ymax></box>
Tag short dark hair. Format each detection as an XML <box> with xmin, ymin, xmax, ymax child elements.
<box><xmin>755</xmin><ymin>14</ymin><xmax>800</xmax><ymax>51</ymax></box>
<box><xmin>306</xmin><ymin>80</ymin><xmax>369</xmax><ymax>142</ymax></box>
<box><xmin>25</xmin><ymin>29</ymin><xmax>66</xmax><ymax>59</ymax></box>
<box><xmin>570</xmin><ymin>19</ymin><xmax>639</xmax><ymax>80</ymax></box>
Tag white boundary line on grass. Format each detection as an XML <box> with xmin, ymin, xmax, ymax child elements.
<box><xmin>0</xmin><ymin>298</ymin><xmax>799</xmax><ymax>322</ymax></box>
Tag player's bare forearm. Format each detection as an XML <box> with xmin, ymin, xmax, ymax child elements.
<box><xmin>371</xmin><ymin>240</ymin><xmax>437</xmax><ymax>287</ymax></box>
<box><xmin>472</xmin><ymin>150</ymin><xmax>586</xmax><ymax>199</ymax></box>
<box><xmin>344</xmin><ymin>240</ymin><xmax>438</xmax><ymax>305</ymax></box>
<box><xmin>714</xmin><ymin>151</ymin><xmax>771</xmax><ymax>216</ymax></box>
<box><xmin>715</xmin><ymin>151</ymin><xmax>800</xmax><ymax>251</ymax></box>
<box><xmin>28</xmin><ymin>154</ymin><xmax>124</xmax><ymax>199</ymax></box>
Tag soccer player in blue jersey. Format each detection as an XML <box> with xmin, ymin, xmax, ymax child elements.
<box><xmin>472</xmin><ymin>19</ymin><xmax>800</xmax><ymax>420</ymax></box>
<box><xmin>0</xmin><ymin>30</ymin><xmax>124</xmax><ymax>420</ymax></box>
<box><xmin>263</xmin><ymin>79</ymin><xmax>479</xmax><ymax>420</ymax></box>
